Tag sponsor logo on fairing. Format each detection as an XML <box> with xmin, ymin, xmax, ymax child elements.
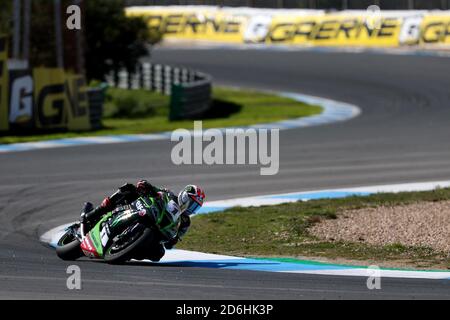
<box><xmin>80</xmin><ymin>235</ymin><xmax>98</xmax><ymax>258</ymax></box>
<box><xmin>135</xmin><ymin>200</ymin><xmax>144</xmax><ymax>211</ymax></box>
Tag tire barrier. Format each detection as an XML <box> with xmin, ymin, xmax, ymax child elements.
<box><xmin>170</xmin><ymin>74</ymin><xmax>211</xmax><ymax>120</ymax></box>
<box><xmin>126</xmin><ymin>6</ymin><xmax>450</xmax><ymax>48</ymax></box>
<box><xmin>87</xmin><ymin>88</ymin><xmax>105</xmax><ymax>130</ymax></box>
<box><xmin>106</xmin><ymin>62</ymin><xmax>212</xmax><ymax>121</ymax></box>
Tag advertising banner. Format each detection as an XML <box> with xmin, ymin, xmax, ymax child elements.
<box><xmin>65</xmin><ymin>73</ymin><xmax>90</xmax><ymax>131</ymax></box>
<box><xmin>420</xmin><ymin>14</ymin><xmax>450</xmax><ymax>45</ymax></box>
<box><xmin>0</xmin><ymin>62</ymin><xmax>91</xmax><ymax>132</ymax></box>
<box><xmin>127</xmin><ymin>6</ymin><xmax>450</xmax><ymax>49</ymax></box>
<box><xmin>129</xmin><ymin>8</ymin><xmax>248</xmax><ymax>43</ymax></box>
<box><xmin>8</xmin><ymin>66</ymin><xmax>34</xmax><ymax>129</ymax></box>
<box><xmin>267</xmin><ymin>13</ymin><xmax>402</xmax><ymax>47</ymax></box>
<box><xmin>33</xmin><ymin>68</ymin><xmax>90</xmax><ymax>131</ymax></box>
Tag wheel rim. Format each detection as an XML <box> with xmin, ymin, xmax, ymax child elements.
<box><xmin>57</xmin><ymin>232</ymin><xmax>75</xmax><ymax>246</ymax></box>
<box><xmin>107</xmin><ymin>225</ymin><xmax>143</xmax><ymax>255</ymax></box>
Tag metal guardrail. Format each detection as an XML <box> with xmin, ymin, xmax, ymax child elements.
<box><xmin>106</xmin><ymin>62</ymin><xmax>212</xmax><ymax>121</ymax></box>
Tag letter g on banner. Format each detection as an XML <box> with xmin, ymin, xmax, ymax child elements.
<box><xmin>399</xmin><ymin>15</ymin><xmax>423</xmax><ymax>45</ymax></box>
<box><xmin>33</xmin><ymin>68</ymin><xmax>66</xmax><ymax>129</ymax></box>
<box><xmin>243</xmin><ymin>15</ymin><xmax>272</xmax><ymax>43</ymax></box>
<box><xmin>9</xmin><ymin>72</ymin><xmax>34</xmax><ymax>125</ymax></box>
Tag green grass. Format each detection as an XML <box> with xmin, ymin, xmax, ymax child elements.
<box><xmin>0</xmin><ymin>87</ymin><xmax>322</xmax><ymax>144</ymax></box>
<box><xmin>179</xmin><ymin>188</ymin><xmax>450</xmax><ymax>270</ymax></box>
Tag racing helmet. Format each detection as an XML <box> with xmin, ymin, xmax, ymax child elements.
<box><xmin>178</xmin><ymin>185</ymin><xmax>205</xmax><ymax>215</ymax></box>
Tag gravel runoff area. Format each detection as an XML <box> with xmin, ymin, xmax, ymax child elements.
<box><xmin>310</xmin><ymin>201</ymin><xmax>450</xmax><ymax>253</ymax></box>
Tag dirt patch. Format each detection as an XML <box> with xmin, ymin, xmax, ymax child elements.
<box><xmin>310</xmin><ymin>201</ymin><xmax>450</xmax><ymax>253</ymax></box>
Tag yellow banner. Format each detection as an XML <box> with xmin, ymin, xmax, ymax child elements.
<box><xmin>267</xmin><ymin>14</ymin><xmax>401</xmax><ymax>47</ymax></box>
<box><xmin>127</xmin><ymin>8</ymin><xmax>245</xmax><ymax>43</ymax></box>
<box><xmin>420</xmin><ymin>14</ymin><xmax>450</xmax><ymax>45</ymax></box>
<box><xmin>129</xmin><ymin>7</ymin><xmax>450</xmax><ymax>49</ymax></box>
<box><xmin>0</xmin><ymin>35</ymin><xmax>8</xmax><ymax>131</ymax></box>
<box><xmin>65</xmin><ymin>73</ymin><xmax>90</xmax><ymax>131</ymax></box>
<box><xmin>127</xmin><ymin>8</ymin><xmax>403</xmax><ymax>46</ymax></box>
<box><xmin>33</xmin><ymin>68</ymin><xmax>90</xmax><ymax>130</ymax></box>
<box><xmin>33</xmin><ymin>68</ymin><xmax>67</xmax><ymax>129</ymax></box>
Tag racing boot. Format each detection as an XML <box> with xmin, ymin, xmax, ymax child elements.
<box><xmin>80</xmin><ymin>202</ymin><xmax>93</xmax><ymax>233</ymax></box>
<box><xmin>147</xmin><ymin>244</ymin><xmax>166</xmax><ymax>262</ymax></box>
<box><xmin>80</xmin><ymin>202</ymin><xmax>93</xmax><ymax>220</ymax></box>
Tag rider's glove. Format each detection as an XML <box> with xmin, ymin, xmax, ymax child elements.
<box><xmin>136</xmin><ymin>180</ymin><xmax>154</xmax><ymax>196</ymax></box>
<box><xmin>100</xmin><ymin>196</ymin><xmax>113</xmax><ymax>210</ymax></box>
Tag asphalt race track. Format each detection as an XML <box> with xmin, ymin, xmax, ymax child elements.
<box><xmin>1</xmin><ymin>48</ymin><xmax>450</xmax><ymax>299</ymax></box>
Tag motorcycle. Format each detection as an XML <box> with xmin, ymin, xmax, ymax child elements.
<box><xmin>55</xmin><ymin>194</ymin><xmax>180</xmax><ymax>264</ymax></box>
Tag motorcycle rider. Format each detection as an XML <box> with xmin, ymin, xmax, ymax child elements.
<box><xmin>80</xmin><ymin>180</ymin><xmax>205</xmax><ymax>262</ymax></box>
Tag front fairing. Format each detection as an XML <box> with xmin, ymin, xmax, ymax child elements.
<box><xmin>80</xmin><ymin>205</ymin><xmax>144</xmax><ymax>258</ymax></box>
<box><xmin>80</xmin><ymin>211</ymin><xmax>113</xmax><ymax>258</ymax></box>
<box><xmin>79</xmin><ymin>196</ymin><xmax>181</xmax><ymax>258</ymax></box>
<box><xmin>137</xmin><ymin>195</ymin><xmax>181</xmax><ymax>240</ymax></box>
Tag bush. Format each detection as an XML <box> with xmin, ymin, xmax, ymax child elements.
<box><xmin>103</xmin><ymin>88</ymin><xmax>169</xmax><ymax>119</ymax></box>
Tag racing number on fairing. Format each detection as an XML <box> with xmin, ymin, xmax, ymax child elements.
<box><xmin>100</xmin><ymin>225</ymin><xmax>109</xmax><ymax>247</ymax></box>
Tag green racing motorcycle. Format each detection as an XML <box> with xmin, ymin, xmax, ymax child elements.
<box><xmin>55</xmin><ymin>194</ymin><xmax>181</xmax><ymax>264</ymax></box>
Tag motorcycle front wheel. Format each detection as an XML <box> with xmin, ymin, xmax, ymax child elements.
<box><xmin>56</xmin><ymin>230</ymin><xmax>83</xmax><ymax>261</ymax></box>
<box><xmin>104</xmin><ymin>226</ymin><xmax>154</xmax><ymax>264</ymax></box>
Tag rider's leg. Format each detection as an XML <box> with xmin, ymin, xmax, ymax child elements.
<box><xmin>79</xmin><ymin>183</ymin><xmax>139</xmax><ymax>233</ymax></box>
<box><xmin>84</xmin><ymin>205</ymin><xmax>107</xmax><ymax>225</ymax></box>
<box><xmin>80</xmin><ymin>198</ymin><xmax>111</xmax><ymax>232</ymax></box>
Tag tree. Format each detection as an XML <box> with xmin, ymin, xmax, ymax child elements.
<box><xmin>0</xmin><ymin>1</ymin><xmax>12</xmax><ymax>34</ymax></box>
<box><xmin>84</xmin><ymin>0</ymin><xmax>160</xmax><ymax>81</ymax></box>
